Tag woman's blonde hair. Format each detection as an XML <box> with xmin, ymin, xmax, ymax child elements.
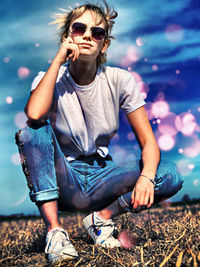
<box><xmin>51</xmin><ymin>1</ymin><xmax>118</xmax><ymax>65</ymax></box>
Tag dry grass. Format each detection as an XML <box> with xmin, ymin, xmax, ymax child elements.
<box><xmin>0</xmin><ymin>203</ymin><xmax>199</xmax><ymax>266</ymax></box>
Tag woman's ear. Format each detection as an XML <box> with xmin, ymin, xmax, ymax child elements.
<box><xmin>101</xmin><ymin>39</ymin><xmax>110</xmax><ymax>54</ymax></box>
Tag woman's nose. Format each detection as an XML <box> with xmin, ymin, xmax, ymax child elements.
<box><xmin>83</xmin><ymin>28</ymin><xmax>92</xmax><ymax>38</ymax></box>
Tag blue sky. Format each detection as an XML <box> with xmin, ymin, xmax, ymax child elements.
<box><xmin>0</xmin><ymin>0</ymin><xmax>200</xmax><ymax>215</ymax></box>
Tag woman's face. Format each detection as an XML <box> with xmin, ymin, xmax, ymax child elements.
<box><xmin>69</xmin><ymin>10</ymin><xmax>108</xmax><ymax>62</ymax></box>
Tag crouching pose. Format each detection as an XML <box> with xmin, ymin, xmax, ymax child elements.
<box><xmin>15</xmin><ymin>1</ymin><xmax>183</xmax><ymax>263</ymax></box>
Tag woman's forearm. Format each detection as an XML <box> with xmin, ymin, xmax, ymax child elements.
<box><xmin>24</xmin><ymin>59</ymin><xmax>61</xmax><ymax>122</ymax></box>
<box><xmin>126</xmin><ymin>107</ymin><xmax>160</xmax><ymax>178</ymax></box>
<box><xmin>140</xmin><ymin>141</ymin><xmax>160</xmax><ymax>179</ymax></box>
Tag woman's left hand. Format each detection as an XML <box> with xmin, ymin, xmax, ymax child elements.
<box><xmin>131</xmin><ymin>175</ymin><xmax>154</xmax><ymax>210</ymax></box>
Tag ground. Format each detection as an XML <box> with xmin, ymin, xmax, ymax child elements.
<box><xmin>0</xmin><ymin>203</ymin><xmax>199</xmax><ymax>266</ymax></box>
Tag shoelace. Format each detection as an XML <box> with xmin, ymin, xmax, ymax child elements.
<box><xmin>45</xmin><ymin>229</ymin><xmax>70</xmax><ymax>253</ymax></box>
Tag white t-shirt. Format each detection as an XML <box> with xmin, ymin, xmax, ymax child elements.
<box><xmin>31</xmin><ymin>63</ymin><xmax>145</xmax><ymax>160</ymax></box>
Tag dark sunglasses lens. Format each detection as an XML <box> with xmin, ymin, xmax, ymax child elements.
<box><xmin>72</xmin><ymin>22</ymin><xmax>86</xmax><ymax>35</ymax></box>
<box><xmin>92</xmin><ymin>27</ymin><xmax>105</xmax><ymax>40</ymax></box>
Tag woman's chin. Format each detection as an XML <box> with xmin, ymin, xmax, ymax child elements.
<box><xmin>77</xmin><ymin>53</ymin><xmax>98</xmax><ymax>63</ymax></box>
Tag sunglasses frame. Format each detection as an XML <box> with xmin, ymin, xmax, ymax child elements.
<box><xmin>70</xmin><ymin>22</ymin><xmax>106</xmax><ymax>41</ymax></box>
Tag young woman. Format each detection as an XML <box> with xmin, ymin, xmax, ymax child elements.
<box><xmin>15</xmin><ymin>1</ymin><xmax>183</xmax><ymax>263</ymax></box>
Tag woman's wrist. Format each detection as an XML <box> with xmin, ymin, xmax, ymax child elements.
<box><xmin>140</xmin><ymin>174</ymin><xmax>156</xmax><ymax>186</ymax></box>
<box><xmin>52</xmin><ymin>56</ymin><xmax>64</xmax><ymax>67</ymax></box>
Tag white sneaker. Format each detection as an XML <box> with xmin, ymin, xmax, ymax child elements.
<box><xmin>83</xmin><ymin>212</ymin><xmax>121</xmax><ymax>248</ymax></box>
<box><xmin>45</xmin><ymin>227</ymin><xmax>78</xmax><ymax>262</ymax></box>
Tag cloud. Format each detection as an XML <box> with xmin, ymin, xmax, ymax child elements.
<box><xmin>113</xmin><ymin>0</ymin><xmax>191</xmax><ymax>35</ymax></box>
<box><xmin>109</xmin><ymin>0</ymin><xmax>200</xmax><ymax>67</ymax></box>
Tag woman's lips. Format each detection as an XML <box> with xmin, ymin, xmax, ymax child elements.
<box><xmin>79</xmin><ymin>43</ymin><xmax>92</xmax><ymax>47</ymax></box>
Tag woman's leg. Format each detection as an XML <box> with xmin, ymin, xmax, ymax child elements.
<box><xmin>81</xmin><ymin>158</ymin><xmax>183</xmax><ymax>248</ymax></box>
<box><xmin>15</xmin><ymin>122</ymin><xmax>81</xmax><ymax>225</ymax></box>
<box><xmin>15</xmin><ymin>122</ymin><xmax>79</xmax><ymax>260</ymax></box>
<box><xmin>15</xmin><ymin>122</ymin><xmax>60</xmax><ymax>204</ymax></box>
<box><xmin>57</xmin><ymin>156</ymin><xmax>183</xmax><ymax>214</ymax></box>
<box><xmin>37</xmin><ymin>200</ymin><xmax>60</xmax><ymax>231</ymax></box>
<box><xmin>99</xmin><ymin>159</ymin><xmax>184</xmax><ymax>218</ymax></box>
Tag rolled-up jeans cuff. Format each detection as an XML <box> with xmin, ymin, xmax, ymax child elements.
<box><xmin>30</xmin><ymin>187</ymin><xmax>59</xmax><ymax>202</ymax></box>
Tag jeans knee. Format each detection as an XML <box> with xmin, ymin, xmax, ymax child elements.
<box><xmin>15</xmin><ymin>121</ymin><xmax>52</xmax><ymax>147</ymax></box>
<box><xmin>155</xmin><ymin>160</ymin><xmax>184</xmax><ymax>196</ymax></box>
<box><xmin>15</xmin><ymin>127</ymin><xmax>32</xmax><ymax>146</ymax></box>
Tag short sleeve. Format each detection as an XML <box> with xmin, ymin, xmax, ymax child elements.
<box><xmin>120</xmin><ymin>72</ymin><xmax>145</xmax><ymax>114</ymax></box>
<box><xmin>31</xmin><ymin>71</ymin><xmax>46</xmax><ymax>91</ymax></box>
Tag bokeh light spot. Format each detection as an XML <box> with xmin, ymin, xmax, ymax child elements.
<box><xmin>11</xmin><ymin>153</ymin><xmax>21</xmax><ymax>165</ymax></box>
<box><xmin>141</xmin><ymin>92</ymin><xmax>147</xmax><ymax>99</ymax></box>
<box><xmin>131</xmin><ymin>71</ymin><xmax>143</xmax><ymax>83</ymax></box>
<box><xmin>127</xmin><ymin>132</ymin><xmax>135</xmax><ymax>141</ymax></box>
<box><xmin>118</xmin><ymin>230</ymin><xmax>137</xmax><ymax>249</ymax></box>
<box><xmin>111</xmin><ymin>146</ymin><xmax>126</xmax><ymax>163</ymax></box>
<box><xmin>14</xmin><ymin>112</ymin><xmax>27</xmax><ymax>128</ymax></box>
<box><xmin>156</xmin><ymin>92</ymin><xmax>165</xmax><ymax>101</ymax></box>
<box><xmin>175</xmin><ymin>113</ymin><xmax>197</xmax><ymax>136</ymax></box>
<box><xmin>136</xmin><ymin>37</ymin><xmax>145</xmax><ymax>47</ymax></box>
<box><xmin>152</xmin><ymin>64</ymin><xmax>158</xmax><ymax>71</ymax></box>
<box><xmin>193</xmin><ymin>179</ymin><xmax>200</xmax><ymax>186</ymax></box>
<box><xmin>188</xmin><ymin>164</ymin><xmax>194</xmax><ymax>170</ymax></box>
<box><xmin>3</xmin><ymin>56</ymin><xmax>10</xmax><ymax>63</ymax></box>
<box><xmin>144</xmin><ymin>102</ymin><xmax>153</xmax><ymax>120</ymax></box>
<box><xmin>6</xmin><ymin>96</ymin><xmax>13</xmax><ymax>104</ymax></box>
<box><xmin>158</xmin><ymin>113</ymin><xmax>178</xmax><ymax>136</ymax></box>
<box><xmin>158</xmin><ymin>134</ymin><xmax>175</xmax><ymax>151</ymax></box>
<box><xmin>127</xmin><ymin>45</ymin><xmax>143</xmax><ymax>63</ymax></box>
<box><xmin>183</xmin><ymin>140</ymin><xmax>200</xmax><ymax>158</ymax></box>
<box><xmin>151</xmin><ymin>100</ymin><xmax>170</xmax><ymax>118</ymax></box>
<box><xmin>137</xmin><ymin>82</ymin><xmax>149</xmax><ymax>99</ymax></box>
<box><xmin>165</xmin><ymin>24</ymin><xmax>184</xmax><ymax>42</ymax></box>
<box><xmin>17</xmin><ymin>67</ymin><xmax>30</xmax><ymax>79</ymax></box>
<box><xmin>112</xmin><ymin>133</ymin><xmax>119</xmax><ymax>141</ymax></box>
<box><xmin>177</xmin><ymin>160</ymin><xmax>192</xmax><ymax>176</ymax></box>
<box><xmin>178</xmin><ymin>148</ymin><xmax>184</xmax><ymax>154</ymax></box>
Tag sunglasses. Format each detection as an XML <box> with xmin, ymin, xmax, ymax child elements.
<box><xmin>71</xmin><ymin>22</ymin><xmax>106</xmax><ymax>41</ymax></box>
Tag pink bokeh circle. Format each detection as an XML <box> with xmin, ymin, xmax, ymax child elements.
<box><xmin>17</xmin><ymin>67</ymin><xmax>30</xmax><ymax>79</ymax></box>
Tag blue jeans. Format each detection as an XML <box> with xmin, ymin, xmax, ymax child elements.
<box><xmin>15</xmin><ymin>122</ymin><xmax>183</xmax><ymax>213</ymax></box>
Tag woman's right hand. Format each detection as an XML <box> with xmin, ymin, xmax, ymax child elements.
<box><xmin>54</xmin><ymin>37</ymin><xmax>80</xmax><ymax>65</ymax></box>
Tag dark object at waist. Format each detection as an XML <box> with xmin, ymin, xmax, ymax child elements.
<box><xmin>73</xmin><ymin>153</ymin><xmax>112</xmax><ymax>168</ymax></box>
<box><xmin>76</xmin><ymin>153</ymin><xmax>112</xmax><ymax>162</ymax></box>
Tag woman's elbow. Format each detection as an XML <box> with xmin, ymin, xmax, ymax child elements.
<box><xmin>24</xmin><ymin>106</ymin><xmax>47</xmax><ymax>123</ymax></box>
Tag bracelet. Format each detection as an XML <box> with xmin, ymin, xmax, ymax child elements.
<box><xmin>140</xmin><ymin>174</ymin><xmax>156</xmax><ymax>186</ymax></box>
